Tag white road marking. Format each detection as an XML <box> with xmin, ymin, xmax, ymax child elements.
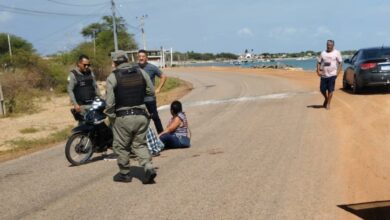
<box><xmin>157</xmin><ymin>91</ymin><xmax>318</xmax><ymax>110</ymax></box>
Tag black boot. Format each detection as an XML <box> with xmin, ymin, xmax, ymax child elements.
<box><xmin>143</xmin><ymin>169</ymin><xmax>157</xmax><ymax>184</ymax></box>
<box><xmin>113</xmin><ymin>172</ymin><xmax>132</xmax><ymax>183</ymax></box>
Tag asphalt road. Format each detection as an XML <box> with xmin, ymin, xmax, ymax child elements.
<box><xmin>0</xmin><ymin>68</ymin><xmax>354</xmax><ymax>219</ymax></box>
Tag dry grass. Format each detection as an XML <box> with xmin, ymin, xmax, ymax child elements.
<box><xmin>19</xmin><ymin>127</ymin><xmax>40</xmax><ymax>134</ymax></box>
<box><xmin>5</xmin><ymin>126</ymin><xmax>71</xmax><ymax>151</ymax></box>
<box><xmin>0</xmin><ymin>126</ymin><xmax>72</xmax><ymax>162</ymax></box>
<box><xmin>0</xmin><ymin>77</ymin><xmax>192</xmax><ymax>163</ymax></box>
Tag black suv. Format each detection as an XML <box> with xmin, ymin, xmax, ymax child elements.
<box><xmin>343</xmin><ymin>47</ymin><xmax>390</xmax><ymax>93</ymax></box>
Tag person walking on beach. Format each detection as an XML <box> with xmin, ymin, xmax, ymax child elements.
<box><xmin>316</xmin><ymin>40</ymin><xmax>342</xmax><ymax>110</ymax></box>
<box><xmin>67</xmin><ymin>55</ymin><xmax>101</xmax><ymax>117</ymax></box>
<box><xmin>105</xmin><ymin>50</ymin><xmax>157</xmax><ymax>184</ymax></box>
<box><xmin>137</xmin><ymin>49</ymin><xmax>167</xmax><ymax>134</ymax></box>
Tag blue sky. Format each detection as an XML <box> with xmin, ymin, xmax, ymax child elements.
<box><xmin>1</xmin><ymin>0</ymin><xmax>390</xmax><ymax>55</ymax></box>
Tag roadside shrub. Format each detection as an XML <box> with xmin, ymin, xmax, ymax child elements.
<box><xmin>0</xmin><ymin>33</ymin><xmax>76</xmax><ymax>116</ymax></box>
<box><xmin>0</xmin><ymin>70</ymin><xmax>42</xmax><ymax>114</ymax></box>
<box><xmin>42</xmin><ymin>61</ymin><xmax>68</xmax><ymax>92</ymax></box>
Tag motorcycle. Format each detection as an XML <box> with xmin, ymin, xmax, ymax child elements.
<box><xmin>65</xmin><ymin>97</ymin><xmax>164</xmax><ymax>166</ymax></box>
<box><xmin>65</xmin><ymin>98</ymin><xmax>113</xmax><ymax>166</ymax></box>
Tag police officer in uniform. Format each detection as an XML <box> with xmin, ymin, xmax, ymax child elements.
<box><xmin>105</xmin><ymin>50</ymin><xmax>157</xmax><ymax>183</ymax></box>
<box><xmin>67</xmin><ymin>55</ymin><xmax>101</xmax><ymax>117</ymax></box>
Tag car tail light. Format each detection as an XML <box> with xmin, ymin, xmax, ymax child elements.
<box><xmin>360</xmin><ymin>63</ymin><xmax>377</xmax><ymax>70</ymax></box>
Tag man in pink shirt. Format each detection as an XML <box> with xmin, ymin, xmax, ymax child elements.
<box><xmin>316</xmin><ymin>40</ymin><xmax>343</xmax><ymax>110</ymax></box>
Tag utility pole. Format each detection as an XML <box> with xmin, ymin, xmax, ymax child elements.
<box><xmin>160</xmin><ymin>46</ymin><xmax>164</xmax><ymax>68</ymax></box>
<box><xmin>0</xmin><ymin>83</ymin><xmax>5</xmax><ymax>116</ymax></box>
<box><xmin>162</xmin><ymin>47</ymin><xmax>165</xmax><ymax>68</ymax></box>
<box><xmin>111</xmin><ymin>0</ymin><xmax>118</xmax><ymax>51</ymax></box>
<box><xmin>137</xmin><ymin>14</ymin><xmax>147</xmax><ymax>50</ymax></box>
<box><xmin>170</xmin><ymin>48</ymin><xmax>173</xmax><ymax>67</ymax></box>
<box><xmin>92</xmin><ymin>29</ymin><xmax>96</xmax><ymax>57</ymax></box>
<box><xmin>7</xmin><ymin>34</ymin><xmax>12</xmax><ymax>60</ymax></box>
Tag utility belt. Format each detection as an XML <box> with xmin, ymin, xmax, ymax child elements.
<box><xmin>77</xmin><ymin>100</ymin><xmax>93</xmax><ymax>105</ymax></box>
<box><xmin>116</xmin><ymin>108</ymin><xmax>150</xmax><ymax>118</ymax></box>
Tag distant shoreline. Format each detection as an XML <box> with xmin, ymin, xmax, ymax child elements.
<box><xmin>174</xmin><ymin>58</ymin><xmax>318</xmax><ymax>71</ymax></box>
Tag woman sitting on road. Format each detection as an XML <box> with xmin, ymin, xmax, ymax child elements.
<box><xmin>159</xmin><ymin>100</ymin><xmax>191</xmax><ymax>148</ymax></box>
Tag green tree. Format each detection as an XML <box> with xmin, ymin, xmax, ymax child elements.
<box><xmin>0</xmin><ymin>33</ymin><xmax>36</xmax><ymax>68</ymax></box>
<box><xmin>47</xmin><ymin>16</ymin><xmax>138</xmax><ymax>80</ymax></box>
<box><xmin>81</xmin><ymin>16</ymin><xmax>126</xmax><ymax>38</ymax></box>
<box><xmin>81</xmin><ymin>16</ymin><xmax>137</xmax><ymax>53</ymax></box>
<box><xmin>202</xmin><ymin>53</ymin><xmax>215</xmax><ymax>60</ymax></box>
<box><xmin>0</xmin><ymin>33</ymin><xmax>34</xmax><ymax>56</ymax></box>
<box><xmin>94</xmin><ymin>30</ymin><xmax>136</xmax><ymax>54</ymax></box>
<box><xmin>0</xmin><ymin>33</ymin><xmax>70</xmax><ymax>114</ymax></box>
<box><xmin>70</xmin><ymin>16</ymin><xmax>138</xmax><ymax>78</ymax></box>
<box><xmin>216</xmin><ymin>52</ymin><xmax>238</xmax><ymax>60</ymax></box>
<box><xmin>187</xmin><ymin>51</ymin><xmax>202</xmax><ymax>60</ymax></box>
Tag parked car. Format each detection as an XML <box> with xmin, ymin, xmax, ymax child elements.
<box><xmin>343</xmin><ymin>47</ymin><xmax>390</xmax><ymax>93</ymax></box>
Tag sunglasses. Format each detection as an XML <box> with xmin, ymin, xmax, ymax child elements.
<box><xmin>83</xmin><ymin>64</ymin><xmax>91</xmax><ymax>67</ymax></box>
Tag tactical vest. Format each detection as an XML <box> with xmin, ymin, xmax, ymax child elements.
<box><xmin>72</xmin><ymin>70</ymin><xmax>96</xmax><ymax>105</ymax></box>
<box><xmin>114</xmin><ymin>67</ymin><xmax>146</xmax><ymax>109</ymax></box>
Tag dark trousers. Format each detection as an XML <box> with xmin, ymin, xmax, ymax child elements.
<box><xmin>145</xmin><ymin>100</ymin><xmax>164</xmax><ymax>134</ymax></box>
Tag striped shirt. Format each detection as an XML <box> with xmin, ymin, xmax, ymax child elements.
<box><xmin>169</xmin><ymin>112</ymin><xmax>189</xmax><ymax>137</ymax></box>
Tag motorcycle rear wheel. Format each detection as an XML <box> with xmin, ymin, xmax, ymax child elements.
<box><xmin>65</xmin><ymin>133</ymin><xmax>93</xmax><ymax>166</ymax></box>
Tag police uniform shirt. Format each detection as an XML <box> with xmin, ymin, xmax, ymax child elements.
<box><xmin>67</xmin><ymin>68</ymin><xmax>101</xmax><ymax>105</ymax></box>
<box><xmin>105</xmin><ymin>63</ymin><xmax>155</xmax><ymax>119</ymax></box>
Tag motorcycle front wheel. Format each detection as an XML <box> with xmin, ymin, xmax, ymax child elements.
<box><xmin>65</xmin><ymin>133</ymin><xmax>93</xmax><ymax>166</ymax></box>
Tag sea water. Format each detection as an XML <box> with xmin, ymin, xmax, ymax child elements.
<box><xmin>184</xmin><ymin>58</ymin><xmax>318</xmax><ymax>71</ymax></box>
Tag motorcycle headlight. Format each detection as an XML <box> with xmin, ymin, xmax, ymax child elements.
<box><xmin>92</xmin><ymin>101</ymin><xmax>102</xmax><ymax>109</ymax></box>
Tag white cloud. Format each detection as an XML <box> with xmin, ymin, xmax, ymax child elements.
<box><xmin>313</xmin><ymin>26</ymin><xmax>333</xmax><ymax>36</ymax></box>
<box><xmin>268</xmin><ymin>26</ymin><xmax>334</xmax><ymax>39</ymax></box>
<box><xmin>268</xmin><ymin>27</ymin><xmax>306</xmax><ymax>38</ymax></box>
<box><xmin>0</xmin><ymin>11</ymin><xmax>12</xmax><ymax>24</ymax></box>
<box><xmin>237</xmin><ymin>27</ymin><xmax>254</xmax><ymax>37</ymax></box>
<box><xmin>376</xmin><ymin>31</ymin><xmax>386</xmax><ymax>37</ymax></box>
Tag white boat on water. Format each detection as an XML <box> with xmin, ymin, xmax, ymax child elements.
<box><xmin>231</xmin><ymin>60</ymin><xmax>241</xmax><ymax>65</ymax></box>
<box><xmin>296</xmin><ymin>57</ymin><xmax>311</xmax><ymax>61</ymax></box>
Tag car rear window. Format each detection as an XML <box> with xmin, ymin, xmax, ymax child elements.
<box><xmin>362</xmin><ymin>48</ymin><xmax>390</xmax><ymax>59</ymax></box>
